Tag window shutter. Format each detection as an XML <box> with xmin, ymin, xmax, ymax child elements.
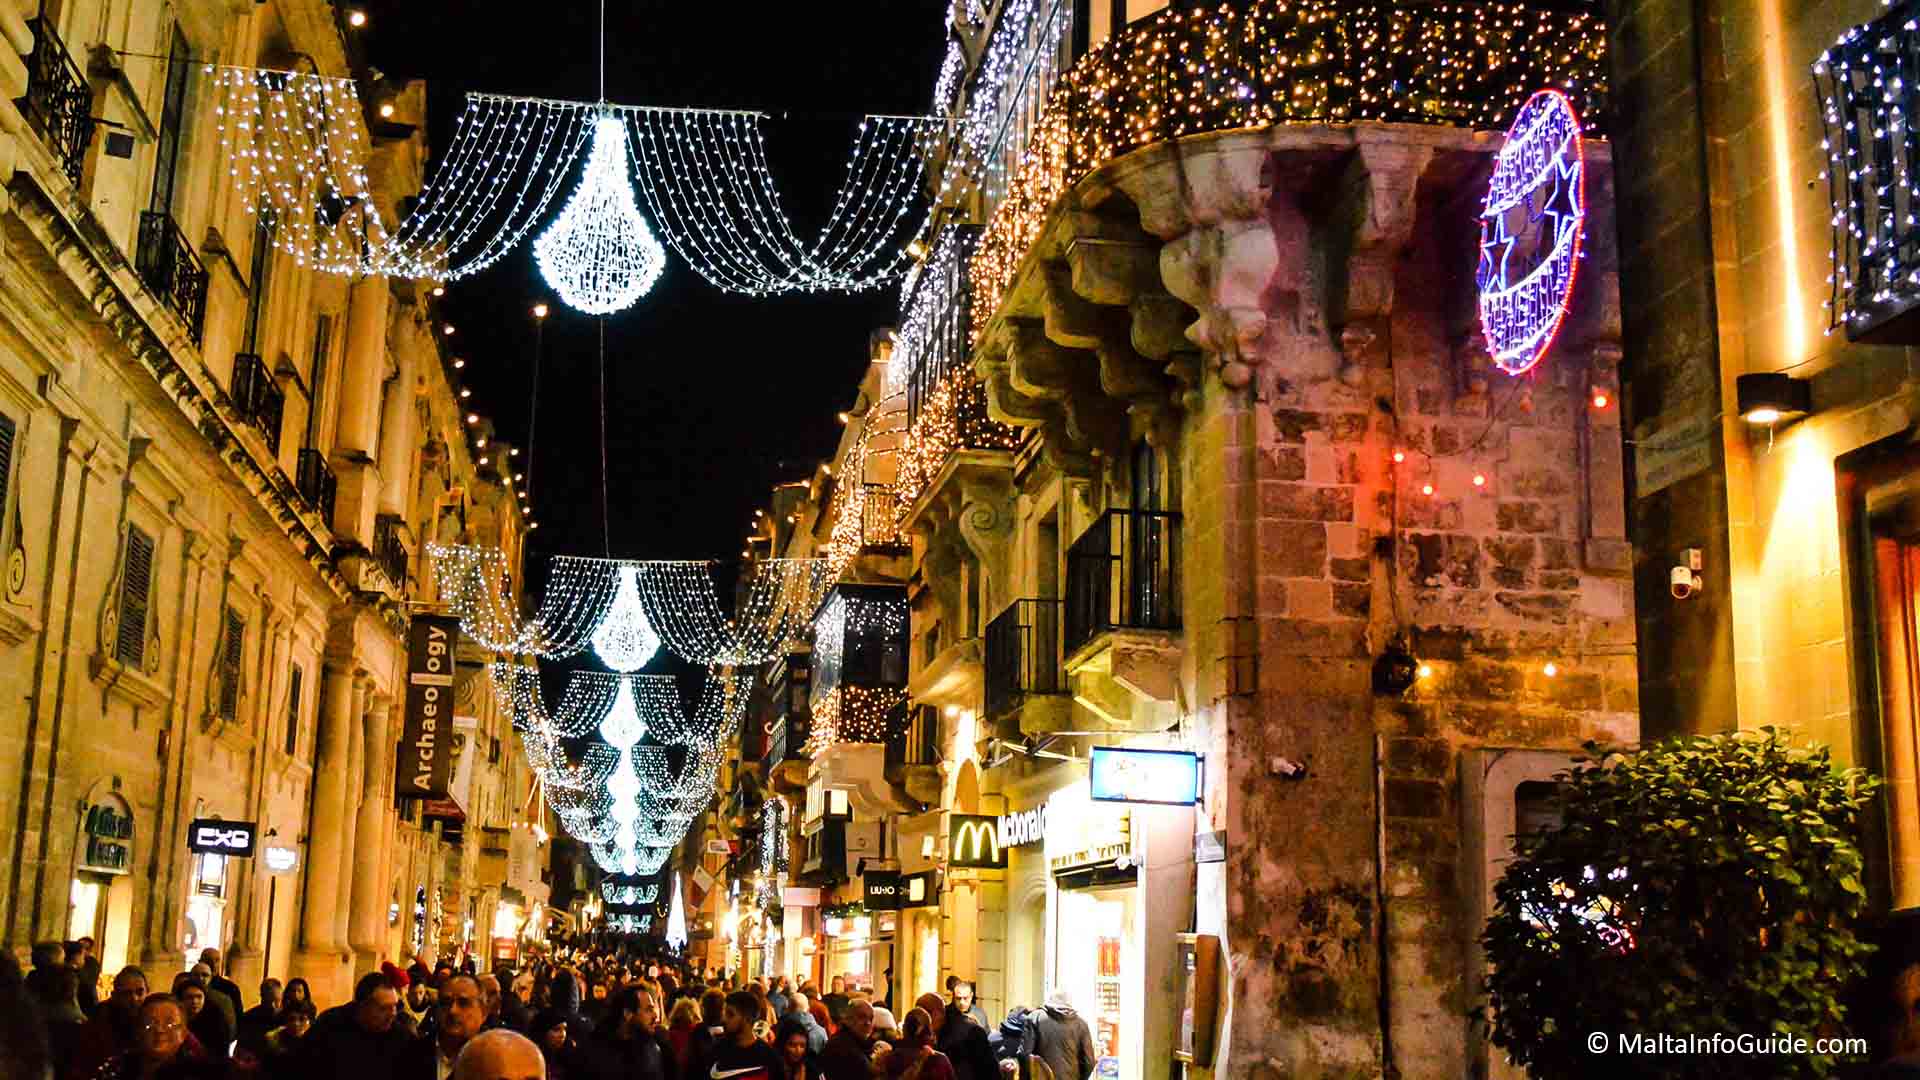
<box><xmin>285</xmin><ymin>665</ymin><xmax>304</xmax><ymax>756</ymax></box>
<box><xmin>116</xmin><ymin>527</ymin><xmax>154</xmax><ymax>668</ymax></box>
<box><xmin>0</xmin><ymin>411</ymin><xmax>16</xmax><ymax>530</ymax></box>
<box><xmin>219</xmin><ymin>609</ymin><xmax>244</xmax><ymax>720</ymax></box>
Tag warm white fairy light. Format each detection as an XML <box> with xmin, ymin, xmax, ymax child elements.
<box><xmin>666</xmin><ymin>872</ymin><xmax>688</xmax><ymax>949</ymax></box>
<box><xmin>590</xmin><ymin>566</ymin><xmax>663</xmax><ymax>672</ymax></box>
<box><xmin>534</xmin><ymin>111</ymin><xmax>667</xmax><ymax>314</ymax></box>
<box><xmin>806</xmin><ymin>588</ymin><xmax>909</xmax><ymax>751</ymax></box>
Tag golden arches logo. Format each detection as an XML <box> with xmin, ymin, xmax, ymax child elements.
<box><xmin>950</xmin><ymin>815</ymin><xmax>1003</xmax><ymax>868</ymax></box>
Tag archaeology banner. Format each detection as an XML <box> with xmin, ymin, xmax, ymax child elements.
<box><xmin>396</xmin><ymin>614</ymin><xmax>460</xmax><ymax>798</ymax></box>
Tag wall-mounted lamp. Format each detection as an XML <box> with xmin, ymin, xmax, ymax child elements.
<box><xmin>1736</xmin><ymin>372</ymin><xmax>1811</xmax><ymax>426</ymax></box>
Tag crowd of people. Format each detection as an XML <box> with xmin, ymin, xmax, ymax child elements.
<box><xmin>4</xmin><ymin>938</ymin><xmax>1098</xmax><ymax>1080</ymax></box>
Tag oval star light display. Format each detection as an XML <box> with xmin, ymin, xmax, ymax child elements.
<box><xmin>1476</xmin><ymin>89</ymin><xmax>1586</xmax><ymax>377</ymax></box>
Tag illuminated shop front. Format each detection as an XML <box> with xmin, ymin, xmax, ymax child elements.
<box><xmin>68</xmin><ymin>789</ymin><xmax>136</xmax><ymax>980</ymax></box>
<box><xmin>1037</xmin><ymin>758</ymin><xmax>1195</xmax><ymax>1080</ymax></box>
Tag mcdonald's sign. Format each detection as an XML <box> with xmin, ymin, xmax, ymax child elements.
<box><xmin>949</xmin><ymin>814</ymin><xmax>1006</xmax><ymax>869</ymax></box>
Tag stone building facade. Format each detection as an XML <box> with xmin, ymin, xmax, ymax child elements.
<box><xmin>1607</xmin><ymin>0</ymin><xmax>1920</xmax><ymax>926</ymax></box>
<box><xmin>0</xmin><ymin>0</ymin><xmax>539</xmax><ymax>1004</ymax></box>
<box><xmin>713</xmin><ymin>3</ymin><xmax>1639</xmax><ymax>1077</ymax></box>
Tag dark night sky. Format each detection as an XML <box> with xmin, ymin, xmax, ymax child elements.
<box><xmin>357</xmin><ymin>2</ymin><xmax>944</xmax><ymax>567</ymax></box>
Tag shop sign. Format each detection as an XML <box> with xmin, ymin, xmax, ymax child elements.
<box><xmin>900</xmin><ymin>869</ymin><xmax>939</xmax><ymax>907</ymax></box>
<box><xmin>864</xmin><ymin>869</ymin><xmax>902</xmax><ymax>910</ymax></box>
<box><xmin>80</xmin><ymin>797</ymin><xmax>134</xmax><ymax>875</ymax></box>
<box><xmin>1050</xmin><ymin>841</ymin><xmax>1134</xmax><ymax>874</ymax></box>
<box><xmin>949</xmin><ymin>814</ymin><xmax>1005</xmax><ymax>869</ymax></box>
<box><xmin>705</xmin><ymin>839</ymin><xmax>731</xmax><ymax>855</ymax></box>
<box><xmin>1089</xmin><ymin>747</ymin><xmax>1202</xmax><ymax>806</ymax></box>
<box><xmin>397</xmin><ymin>615</ymin><xmax>459</xmax><ymax>798</ymax></box>
<box><xmin>186</xmin><ymin>819</ymin><xmax>256</xmax><ymax>857</ymax></box>
<box><xmin>998</xmin><ymin>805</ymin><xmax>1047</xmax><ymax>848</ymax></box>
<box><xmin>263</xmin><ymin>845</ymin><xmax>299</xmax><ymax>874</ymax></box>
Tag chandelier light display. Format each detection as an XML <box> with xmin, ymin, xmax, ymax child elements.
<box><xmin>432</xmin><ymin>545</ymin><xmax>831</xmax><ymax>666</ymax></box>
<box><xmin>533</xmin><ymin>110</ymin><xmax>667</xmax><ymax>313</ymax></box>
<box><xmin>589</xmin><ymin>566</ymin><xmax>663</xmax><ymax>672</ymax></box>
<box><xmin>666</xmin><ymin>872</ymin><xmax>688</xmax><ymax>950</ymax></box>
<box><xmin>601</xmin><ymin>881</ymin><xmax>660</xmax><ymax>906</ymax></box>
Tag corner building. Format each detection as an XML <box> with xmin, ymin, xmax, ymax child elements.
<box><xmin>0</xmin><ymin>0</ymin><xmax>539</xmax><ymax>1005</ymax></box>
<box><xmin>717</xmin><ymin>3</ymin><xmax>1640</xmax><ymax>1077</ymax></box>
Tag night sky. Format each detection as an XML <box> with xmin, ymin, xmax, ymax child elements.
<box><xmin>357</xmin><ymin>2</ymin><xmax>945</xmax><ymax>566</ymax></box>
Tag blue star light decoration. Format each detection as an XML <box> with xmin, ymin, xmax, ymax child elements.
<box><xmin>1476</xmin><ymin>89</ymin><xmax>1588</xmax><ymax>377</ymax></box>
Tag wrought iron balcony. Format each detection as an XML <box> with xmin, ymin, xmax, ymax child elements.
<box><xmin>1065</xmin><ymin>508</ymin><xmax>1180</xmax><ymax>657</ymax></box>
<box><xmin>295</xmin><ymin>448</ymin><xmax>337</xmax><ymax>524</ymax></box>
<box><xmin>985</xmin><ymin>598</ymin><xmax>1066</xmax><ymax>719</ymax></box>
<box><xmin>17</xmin><ymin>14</ymin><xmax>94</xmax><ymax>190</ymax></box>
<box><xmin>136</xmin><ymin>211</ymin><xmax>209</xmax><ymax>345</ymax></box>
<box><xmin>373</xmin><ymin>514</ymin><xmax>409</xmax><ymax>589</ymax></box>
<box><xmin>810</xmin><ymin>584</ymin><xmax>910</xmax><ymax>747</ymax></box>
<box><xmin>228</xmin><ymin>353</ymin><xmax>284</xmax><ymax>454</ymax></box>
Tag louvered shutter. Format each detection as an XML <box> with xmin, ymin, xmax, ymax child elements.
<box><xmin>0</xmin><ymin>411</ymin><xmax>16</xmax><ymax>530</ymax></box>
<box><xmin>116</xmin><ymin>527</ymin><xmax>154</xmax><ymax>668</ymax></box>
<box><xmin>219</xmin><ymin>609</ymin><xmax>244</xmax><ymax>720</ymax></box>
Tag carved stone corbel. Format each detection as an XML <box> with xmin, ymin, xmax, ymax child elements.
<box><xmin>1325</xmin><ymin>135</ymin><xmax>1434</xmax><ymax>382</ymax></box>
<box><xmin>955</xmin><ymin>471</ymin><xmax>1015</xmax><ymax>609</ymax></box>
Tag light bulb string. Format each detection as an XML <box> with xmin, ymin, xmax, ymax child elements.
<box><xmin>598</xmin><ymin>0</ymin><xmax>606</xmax><ymax>103</ymax></box>
<box><xmin>599</xmin><ymin>314</ymin><xmax>611</xmax><ymax>558</ymax></box>
<box><xmin>526</xmin><ymin>315</ymin><xmax>543</xmax><ymax>507</ymax></box>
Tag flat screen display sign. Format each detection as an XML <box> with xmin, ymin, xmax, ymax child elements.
<box><xmin>1089</xmin><ymin>747</ymin><xmax>1202</xmax><ymax>806</ymax></box>
<box><xmin>186</xmin><ymin>819</ymin><xmax>257</xmax><ymax>857</ymax></box>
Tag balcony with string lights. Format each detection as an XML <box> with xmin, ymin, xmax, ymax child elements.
<box><xmin>803</xmin><ymin>583</ymin><xmax>917</xmax><ymax>817</ymax></box>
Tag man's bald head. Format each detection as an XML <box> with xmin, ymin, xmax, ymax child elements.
<box><xmin>843</xmin><ymin>999</ymin><xmax>875</xmax><ymax>1039</ymax></box>
<box><xmin>452</xmin><ymin>1028</ymin><xmax>544</xmax><ymax>1080</ymax></box>
<box><xmin>914</xmin><ymin>992</ymin><xmax>946</xmax><ymax>1032</ymax></box>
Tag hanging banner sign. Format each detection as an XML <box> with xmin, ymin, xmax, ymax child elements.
<box><xmin>1089</xmin><ymin>747</ymin><xmax>1203</xmax><ymax>805</ymax></box>
<box><xmin>901</xmin><ymin>869</ymin><xmax>940</xmax><ymax>908</ymax></box>
<box><xmin>864</xmin><ymin>869</ymin><xmax>902</xmax><ymax>911</ymax></box>
<box><xmin>186</xmin><ymin>818</ymin><xmax>257</xmax><ymax>857</ymax></box>
<box><xmin>397</xmin><ymin>614</ymin><xmax>460</xmax><ymax>798</ymax></box>
<box><xmin>949</xmin><ymin>814</ymin><xmax>1006</xmax><ymax>869</ymax></box>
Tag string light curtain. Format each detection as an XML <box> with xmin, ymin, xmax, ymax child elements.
<box><xmin>967</xmin><ymin>1</ymin><xmax>1610</xmax><ymax>340</ymax></box>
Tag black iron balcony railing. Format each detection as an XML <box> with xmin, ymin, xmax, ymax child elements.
<box><xmin>295</xmin><ymin>447</ymin><xmax>337</xmax><ymax>524</ymax></box>
<box><xmin>885</xmin><ymin>704</ymin><xmax>939</xmax><ymax>770</ymax></box>
<box><xmin>17</xmin><ymin>15</ymin><xmax>94</xmax><ymax>190</ymax></box>
<box><xmin>136</xmin><ymin>211</ymin><xmax>209</xmax><ymax>345</ymax></box>
<box><xmin>229</xmin><ymin>353</ymin><xmax>284</xmax><ymax>454</ymax></box>
<box><xmin>985</xmin><ymin>598</ymin><xmax>1066</xmax><ymax>719</ymax></box>
<box><xmin>861</xmin><ymin>484</ymin><xmax>908</xmax><ymax>554</ymax></box>
<box><xmin>373</xmin><ymin>514</ymin><xmax>408</xmax><ymax>588</ymax></box>
<box><xmin>1065</xmin><ymin>508</ymin><xmax>1180</xmax><ymax>656</ymax></box>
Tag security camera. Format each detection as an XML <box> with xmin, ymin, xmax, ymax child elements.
<box><xmin>1671</xmin><ymin>548</ymin><xmax>1704</xmax><ymax>600</ymax></box>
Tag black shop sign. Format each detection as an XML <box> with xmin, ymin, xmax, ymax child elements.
<box><xmin>397</xmin><ymin>614</ymin><xmax>459</xmax><ymax>798</ymax></box>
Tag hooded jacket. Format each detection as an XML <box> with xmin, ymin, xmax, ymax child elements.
<box><xmin>1023</xmin><ymin>1005</ymin><xmax>1096</xmax><ymax>1080</ymax></box>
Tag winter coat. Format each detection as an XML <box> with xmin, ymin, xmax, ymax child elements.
<box><xmin>1022</xmin><ymin>1007</ymin><xmax>1095</xmax><ymax>1080</ymax></box>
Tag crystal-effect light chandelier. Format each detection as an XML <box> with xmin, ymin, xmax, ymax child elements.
<box><xmin>534</xmin><ymin>112</ymin><xmax>667</xmax><ymax>314</ymax></box>
<box><xmin>666</xmin><ymin>872</ymin><xmax>688</xmax><ymax>949</ymax></box>
<box><xmin>590</xmin><ymin>565</ymin><xmax>662</xmax><ymax>672</ymax></box>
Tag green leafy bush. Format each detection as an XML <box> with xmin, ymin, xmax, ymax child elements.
<box><xmin>1481</xmin><ymin>728</ymin><xmax>1880</xmax><ymax>1078</ymax></box>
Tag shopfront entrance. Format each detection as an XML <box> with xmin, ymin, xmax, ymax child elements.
<box><xmin>69</xmin><ymin>789</ymin><xmax>135</xmax><ymax>980</ymax></box>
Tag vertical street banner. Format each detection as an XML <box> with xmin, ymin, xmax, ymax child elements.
<box><xmin>397</xmin><ymin>614</ymin><xmax>459</xmax><ymax>798</ymax></box>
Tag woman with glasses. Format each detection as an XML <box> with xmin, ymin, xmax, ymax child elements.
<box><xmin>91</xmin><ymin>993</ymin><xmax>220</xmax><ymax>1079</ymax></box>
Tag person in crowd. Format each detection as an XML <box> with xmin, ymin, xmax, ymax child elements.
<box><xmin>665</xmin><ymin>997</ymin><xmax>700</xmax><ymax>1075</ymax></box>
<box><xmin>282</xmin><ymin>978</ymin><xmax>315</xmax><ymax>1017</ymax></box>
<box><xmin>504</xmin><ymin>972</ymin><xmax>537</xmax><ymax>1032</ymax></box>
<box><xmin>767</xmin><ymin>979</ymin><xmax>790</xmax><ymax>1020</ymax></box>
<box><xmin>774</xmin><ymin>1017</ymin><xmax>819</xmax><ymax>1080</ymax></box>
<box><xmin>529</xmin><ymin>1010</ymin><xmax>574</xmax><ymax>1080</ymax></box>
<box><xmin>28</xmin><ymin>964</ymin><xmax>87</xmax><ymax>1070</ymax></box>
<box><xmin>915</xmin><ymin>994</ymin><xmax>991</xmax><ymax>1080</ymax></box>
<box><xmin>265</xmin><ymin>1000</ymin><xmax>316</xmax><ymax>1063</ymax></box>
<box><xmin>1021</xmin><ymin>991</ymin><xmax>1094</xmax><ymax>1080</ymax></box>
<box><xmin>881</xmin><ymin>1010</ymin><xmax>953</xmax><ymax>1080</ymax></box>
<box><xmin>70</xmin><ymin>937</ymin><xmax>102</xmax><ymax>1016</ymax></box>
<box><xmin>689</xmin><ymin>987</ymin><xmax>726</xmax><ymax>1073</ymax></box>
<box><xmin>820</xmin><ymin>999</ymin><xmax>877</xmax><ymax>1080</ymax></box>
<box><xmin>27</xmin><ymin>942</ymin><xmax>66</xmax><ymax>1001</ymax></box>
<box><xmin>181</xmin><ymin>966</ymin><xmax>234</xmax><ymax>1049</ymax></box>
<box><xmin>478</xmin><ymin>974</ymin><xmax>506</xmax><ymax>1030</ymax></box>
<box><xmin>67</xmin><ymin>965</ymin><xmax>150</xmax><ymax>1078</ymax></box>
<box><xmin>798</xmin><ymin>985</ymin><xmax>831</xmax><ymax>1037</ymax></box>
<box><xmin>820</xmin><ymin>978</ymin><xmax>851</xmax><ymax>1032</ymax></box>
<box><xmin>295</xmin><ymin>970</ymin><xmax>409</xmax><ymax>1080</ymax></box>
<box><xmin>237</xmin><ymin>979</ymin><xmax>281</xmax><ymax>1045</ymax></box>
<box><xmin>549</xmin><ymin>971</ymin><xmax>594</xmax><ymax>1039</ymax></box>
<box><xmin>577</xmin><ymin>985</ymin><xmax>672</xmax><ymax>1080</ymax></box>
<box><xmin>405</xmin><ymin>972</ymin><xmax>488</xmax><ymax>1078</ymax></box>
<box><xmin>401</xmin><ymin>972</ymin><xmax>436</xmax><ymax>1036</ymax></box>
<box><xmin>408</xmin><ymin>951</ymin><xmax>433</xmax><ymax>990</ymax></box>
<box><xmin>869</xmin><ymin>1005</ymin><xmax>899</xmax><ymax>1046</ymax></box>
<box><xmin>452</xmin><ymin>1027</ymin><xmax>546</xmax><ymax>1080</ymax></box>
<box><xmin>709</xmin><ymin>991</ymin><xmax>783</xmax><ymax>1080</ymax></box>
<box><xmin>946</xmin><ymin>984</ymin><xmax>987</xmax><ymax>1034</ymax></box>
<box><xmin>95</xmin><ymin>993</ymin><xmax>223</xmax><ymax>1080</ymax></box>
<box><xmin>747</xmin><ymin>984</ymin><xmax>775</xmax><ymax>1042</ymax></box>
<box><xmin>174</xmin><ymin>976</ymin><xmax>229</xmax><ymax>1064</ymax></box>
<box><xmin>0</xmin><ymin>951</ymin><xmax>52</xmax><ymax>1080</ymax></box>
<box><xmin>195</xmin><ymin>950</ymin><xmax>243</xmax><ymax>1024</ymax></box>
<box><xmin>782</xmin><ymin>993</ymin><xmax>826</xmax><ymax>1056</ymax></box>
